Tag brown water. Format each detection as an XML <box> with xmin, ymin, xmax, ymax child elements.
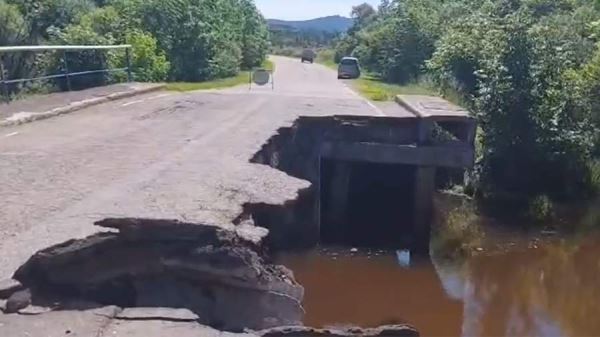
<box><xmin>278</xmin><ymin>239</ymin><xmax>600</xmax><ymax>337</ymax></box>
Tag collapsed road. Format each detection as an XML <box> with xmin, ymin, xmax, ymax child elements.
<box><xmin>0</xmin><ymin>56</ymin><xmax>471</xmax><ymax>335</ymax></box>
<box><xmin>0</xmin><ymin>56</ymin><xmax>388</xmax><ymax>279</ymax></box>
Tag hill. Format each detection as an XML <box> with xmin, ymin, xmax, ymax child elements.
<box><xmin>267</xmin><ymin>15</ymin><xmax>353</xmax><ymax>33</ymax></box>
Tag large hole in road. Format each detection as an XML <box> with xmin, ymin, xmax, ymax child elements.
<box><xmin>241</xmin><ymin>115</ymin><xmax>434</xmax><ymax>251</ymax></box>
<box><xmin>10</xmin><ymin>219</ymin><xmax>305</xmax><ymax>333</ymax></box>
<box><xmin>6</xmin><ymin>115</ymin><xmax>469</xmax><ymax>336</ymax></box>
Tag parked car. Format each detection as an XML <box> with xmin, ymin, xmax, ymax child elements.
<box><xmin>301</xmin><ymin>49</ymin><xmax>315</xmax><ymax>63</ymax></box>
<box><xmin>337</xmin><ymin>57</ymin><xmax>361</xmax><ymax>79</ymax></box>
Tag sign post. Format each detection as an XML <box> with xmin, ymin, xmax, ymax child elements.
<box><xmin>250</xmin><ymin>68</ymin><xmax>274</xmax><ymax>90</ymax></box>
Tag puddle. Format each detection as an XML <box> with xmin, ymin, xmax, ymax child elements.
<box><xmin>278</xmin><ymin>238</ymin><xmax>600</xmax><ymax>337</ymax></box>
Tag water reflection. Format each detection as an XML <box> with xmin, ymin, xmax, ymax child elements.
<box><xmin>278</xmin><ymin>238</ymin><xmax>600</xmax><ymax>337</ymax></box>
<box><xmin>446</xmin><ymin>240</ymin><xmax>600</xmax><ymax>337</ymax></box>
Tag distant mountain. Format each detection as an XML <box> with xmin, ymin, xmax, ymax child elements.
<box><xmin>267</xmin><ymin>15</ymin><xmax>353</xmax><ymax>33</ymax></box>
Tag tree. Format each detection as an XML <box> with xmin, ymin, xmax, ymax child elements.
<box><xmin>0</xmin><ymin>0</ymin><xmax>27</xmax><ymax>46</ymax></box>
<box><xmin>113</xmin><ymin>30</ymin><xmax>170</xmax><ymax>82</ymax></box>
<box><xmin>239</xmin><ymin>0</ymin><xmax>269</xmax><ymax>69</ymax></box>
<box><xmin>351</xmin><ymin>3</ymin><xmax>377</xmax><ymax>26</ymax></box>
<box><xmin>7</xmin><ymin>0</ymin><xmax>96</xmax><ymax>41</ymax></box>
<box><xmin>48</xmin><ymin>22</ymin><xmax>114</xmax><ymax>90</ymax></box>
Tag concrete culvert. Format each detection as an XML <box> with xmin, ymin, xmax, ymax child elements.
<box><xmin>245</xmin><ymin>115</ymin><xmax>471</xmax><ymax>253</ymax></box>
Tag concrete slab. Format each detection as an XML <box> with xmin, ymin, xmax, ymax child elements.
<box><xmin>395</xmin><ymin>95</ymin><xmax>469</xmax><ymax>121</ymax></box>
<box><xmin>373</xmin><ymin>101</ymin><xmax>414</xmax><ymax>118</ymax></box>
<box><xmin>321</xmin><ymin>142</ymin><xmax>475</xmax><ymax>168</ymax></box>
<box><xmin>116</xmin><ymin>307</ymin><xmax>199</xmax><ymax>321</ymax></box>
<box><xmin>0</xmin><ymin>83</ymin><xmax>164</xmax><ymax>126</ymax></box>
<box><xmin>104</xmin><ymin>319</ymin><xmax>257</xmax><ymax>337</ymax></box>
<box><xmin>0</xmin><ymin>306</ymin><xmax>120</xmax><ymax>337</ymax></box>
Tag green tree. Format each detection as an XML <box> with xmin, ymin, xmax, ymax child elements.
<box><xmin>239</xmin><ymin>0</ymin><xmax>269</xmax><ymax>68</ymax></box>
<box><xmin>0</xmin><ymin>0</ymin><xmax>40</xmax><ymax>95</ymax></box>
<box><xmin>7</xmin><ymin>0</ymin><xmax>95</xmax><ymax>41</ymax></box>
<box><xmin>429</xmin><ymin>5</ymin><xmax>598</xmax><ymax>207</ymax></box>
<box><xmin>48</xmin><ymin>22</ymin><xmax>114</xmax><ymax>90</ymax></box>
<box><xmin>0</xmin><ymin>0</ymin><xmax>27</xmax><ymax>46</ymax></box>
<box><xmin>112</xmin><ymin>30</ymin><xmax>170</xmax><ymax>82</ymax></box>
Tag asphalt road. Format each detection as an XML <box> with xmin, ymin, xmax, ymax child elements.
<box><xmin>0</xmin><ymin>56</ymin><xmax>393</xmax><ymax>279</ymax></box>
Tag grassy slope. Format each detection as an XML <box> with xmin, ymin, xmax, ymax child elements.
<box><xmin>313</xmin><ymin>50</ymin><xmax>437</xmax><ymax>101</ymax></box>
<box><xmin>165</xmin><ymin>60</ymin><xmax>274</xmax><ymax>92</ymax></box>
<box><xmin>354</xmin><ymin>75</ymin><xmax>437</xmax><ymax>101</ymax></box>
<box><xmin>315</xmin><ymin>49</ymin><xmax>337</xmax><ymax>70</ymax></box>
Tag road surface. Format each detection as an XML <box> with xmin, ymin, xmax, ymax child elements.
<box><xmin>0</xmin><ymin>56</ymin><xmax>398</xmax><ymax>279</ymax></box>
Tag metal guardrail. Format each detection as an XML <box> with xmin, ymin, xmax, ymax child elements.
<box><xmin>0</xmin><ymin>45</ymin><xmax>132</xmax><ymax>102</ymax></box>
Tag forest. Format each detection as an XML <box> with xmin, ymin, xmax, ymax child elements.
<box><xmin>0</xmin><ymin>0</ymin><xmax>269</xmax><ymax>91</ymax></box>
<box><xmin>336</xmin><ymin>0</ymin><xmax>600</xmax><ymax>217</ymax></box>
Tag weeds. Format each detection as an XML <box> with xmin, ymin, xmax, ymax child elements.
<box><xmin>527</xmin><ymin>195</ymin><xmax>554</xmax><ymax>224</ymax></box>
<box><xmin>354</xmin><ymin>75</ymin><xmax>437</xmax><ymax>101</ymax></box>
<box><xmin>432</xmin><ymin>194</ymin><xmax>484</xmax><ymax>258</ymax></box>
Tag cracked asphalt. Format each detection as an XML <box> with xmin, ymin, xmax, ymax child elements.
<box><xmin>0</xmin><ymin>56</ymin><xmax>399</xmax><ymax>279</ymax></box>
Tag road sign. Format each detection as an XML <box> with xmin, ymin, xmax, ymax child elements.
<box><xmin>252</xmin><ymin>69</ymin><xmax>270</xmax><ymax>86</ymax></box>
<box><xmin>249</xmin><ymin>68</ymin><xmax>274</xmax><ymax>90</ymax></box>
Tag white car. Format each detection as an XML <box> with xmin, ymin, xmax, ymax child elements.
<box><xmin>337</xmin><ymin>57</ymin><xmax>361</xmax><ymax>79</ymax></box>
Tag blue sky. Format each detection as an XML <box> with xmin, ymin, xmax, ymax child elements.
<box><xmin>255</xmin><ymin>0</ymin><xmax>381</xmax><ymax>20</ymax></box>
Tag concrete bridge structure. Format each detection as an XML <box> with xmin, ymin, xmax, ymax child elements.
<box><xmin>318</xmin><ymin>95</ymin><xmax>475</xmax><ymax>253</ymax></box>
<box><xmin>249</xmin><ymin>94</ymin><xmax>475</xmax><ymax>253</ymax></box>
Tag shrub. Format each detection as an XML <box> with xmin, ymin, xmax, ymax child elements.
<box><xmin>110</xmin><ymin>31</ymin><xmax>169</xmax><ymax>82</ymax></box>
<box><xmin>138</xmin><ymin>0</ymin><xmax>267</xmax><ymax>81</ymax></box>
<box><xmin>429</xmin><ymin>9</ymin><xmax>597</xmax><ymax>207</ymax></box>
<box><xmin>432</xmin><ymin>195</ymin><xmax>484</xmax><ymax>258</ymax></box>
<box><xmin>48</xmin><ymin>24</ymin><xmax>115</xmax><ymax>90</ymax></box>
<box><xmin>208</xmin><ymin>40</ymin><xmax>242</xmax><ymax>79</ymax></box>
<box><xmin>527</xmin><ymin>195</ymin><xmax>554</xmax><ymax>223</ymax></box>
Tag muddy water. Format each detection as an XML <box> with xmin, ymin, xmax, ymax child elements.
<box><xmin>278</xmin><ymin>238</ymin><xmax>600</xmax><ymax>337</ymax></box>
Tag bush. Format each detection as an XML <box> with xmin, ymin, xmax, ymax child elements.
<box><xmin>48</xmin><ymin>24</ymin><xmax>115</xmax><ymax>90</ymax></box>
<box><xmin>0</xmin><ymin>0</ymin><xmax>26</xmax><ymax>46</ymax></box>
<box><xmin>429</xmin><ymin>9</ymin><xmax>597</xmax><ymax>207</ymax></box>
<box><xmin>432</xmin><ymin>195</ymin><xmax>484</xmax><ymax>258</ymax></box>
<box><xmin>110</xmin><ymin>31</ymin><xmax>169</xmax><ymax>82</ymax></box>
<box><xmin>208</xmin><ymin>40</ymin><xmax>241</xmax><ymax>79</ymax></box>
<box><xmin>0</xmin><ymin>1</ymin><xmax>33</xmax><ymax>96</ymax></box>
<box><xmin>138</xmin><ymin>0</ymin><xmax>267</xmax><ymax>81</ymax></box>
<box><xmin>527</xmin><ymin>195</ymin><xmax>554</xmax><ymax>223</ymax></box>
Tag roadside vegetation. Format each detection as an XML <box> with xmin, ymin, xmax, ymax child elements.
<box><xmin>334</xmin><ymin>0</ymin><xmax>600</xmax><ymax>226</ymax></box>
<box><xmin>354</xmin><ymin>75</ymin><xmax>435</xmax><ymax>101</ymax></box>
<box><xmin>314</xmin><ymin>49</ymin><xmax>337</xmax><ymax>69</ymax></box>
<box><xmin>166</xmin><ymin>60</ymin><xmax>274</xmax><ymax>92</ymax></box>
<box><xmin>0</xmin><ymin>0</ymin><xmax>269</xmax><ymax>95</ymax></box>
<box><xmin>431</xmin><ymin>197</ymin><xmax>484</xmax><ymax>259</ymax></box>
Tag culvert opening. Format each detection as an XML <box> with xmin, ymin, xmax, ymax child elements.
<box><xmin>320</xmin><ymin>159</ymin><xmax>416</xmax><ymax>248</ymax></box>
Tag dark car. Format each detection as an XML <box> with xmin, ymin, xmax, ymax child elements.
<box><xmin>337</xmin><ymin>57</ymin><xmax>361</xmax><ymax>79</ymax></box>
<box><xmin>301</xmin><ymin>49</ymin><xmax>315</xmax><ymax>63</ymax></box>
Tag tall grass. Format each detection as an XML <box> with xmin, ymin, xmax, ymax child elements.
<box><xmin>431</xmin><ymin>194</ymin><xmax>484</xmax><ymax>258</ymax></box>
<box><xmin>354</xmin><ymin>75</ymin><xmax>437</xmax><ymax>101</ymax></box>
<box><xmin>589</xmin><ymin>159</ymin><xmax>600</xmax><ymax>193</ymax></box>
